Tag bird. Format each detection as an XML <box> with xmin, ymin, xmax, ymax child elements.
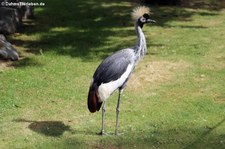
<box><xmin>87</xmin><ymin>6</ymin><xmax>155</xmax><ymax>135</ymax></box>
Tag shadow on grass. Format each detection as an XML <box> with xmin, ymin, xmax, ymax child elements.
<box><xmin>184</xmin><ymin>118</ymin><xmax>225</xmax><ymax>149</ymax></box>
<box><xmin>133</xmin><ymin>118</ymin><xmax>225</xmax><ymax>148</ymax></box>
<box><xmin>95</xmin><ymin>118</ymin><xmax>225</xmax><ymax>148</ymax></box>
<box><xmin>180</xmin><ymin>0</ymin><xmax>225</xmax><ymax>11</ymax></box>
<box><xmin>13</xmin><ymin>118</ymin><xmax>71</xmax><ymax>137</ymax></box>
<box><xmin>12</xmin><ymin>118</ymin><xmax>225</xmax><ymax>147</ymax></box>
<box><xmin>10</xmin><ymin>57</ymin><xmax>44</xmax><ymax>68</ymax></box>
<box><xmin>8</xmin><ymin>0</ymin><xmax>223</xmax><ymax>68</ymax></box>
<box><xmin>150</xmin><ymin>6</ymin><xmax>220</xmax><ymax>28</ymax></box>
<box><xmin>10</xmin><ymin>0</ymin><xmax>134</xmax><ymax>62</ymax></box>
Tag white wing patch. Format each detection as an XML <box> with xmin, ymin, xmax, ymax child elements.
<box><xmin>98</xmin><ymin>63</ymin><xmax>134</xmax><ymax>102</ymax></box>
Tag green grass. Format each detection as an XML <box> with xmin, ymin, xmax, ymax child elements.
<box><xmin>0</xmin><ymin>0</ymin><xmax>225</xmax><ymax>148</ymax></box>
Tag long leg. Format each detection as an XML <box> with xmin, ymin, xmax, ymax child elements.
<box><xmin>115</xmin><ymin>89</ymin><xmax>122</xmax><ymax>135</ymax></box>
<box><xmin>99</xmin><ymin>101</ymin><xmax>106</xmax><ymax>135</ymax></box>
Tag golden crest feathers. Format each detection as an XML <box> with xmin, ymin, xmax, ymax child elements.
<box><xmin>132</xmin><ymin>6</ymin><xmax>150</xmax><ymax>21</ymax></box>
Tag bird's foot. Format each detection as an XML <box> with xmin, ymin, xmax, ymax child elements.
<box><xmin>98</xmin><ymin>131</ymin><xmax>115</xmax><ymax>136</ymax></box>
<box><xmin>115</xmin><ymin>131</ymin><xmax>123</xmax><ymax>136</ymax></box>
<box><xmin>98</xmin><ymin>130</ymin><xmax>107</xmax><ymax>136</ymax></box>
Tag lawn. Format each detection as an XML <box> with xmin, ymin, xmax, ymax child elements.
<box><xmin>0</xmin><ymin>0</ymin><xmax>225</xmax><ymax>148</ymax></box>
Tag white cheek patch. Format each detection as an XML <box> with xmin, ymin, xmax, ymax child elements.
<box><xmin>140</xmin><ymin>17</ymin><xmax>146</xmax><ymax>23</ymax></box>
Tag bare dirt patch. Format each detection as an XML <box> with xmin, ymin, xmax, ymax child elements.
<box><xmin>127</xmin><ymin>60</ymin><xmax>190</xmax><ymax>91</ymax></box>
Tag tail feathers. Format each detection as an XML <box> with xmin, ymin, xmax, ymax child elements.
<box><xmin>88</xmin><ymin>88</ymin><xmax>102</xmax><ymax>113</ymax></box>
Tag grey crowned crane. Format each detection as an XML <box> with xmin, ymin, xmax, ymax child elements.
<box><xmin>87</xmin><ymin>6</ymin><xmax>155</xmax><ymax>135</ymax></box>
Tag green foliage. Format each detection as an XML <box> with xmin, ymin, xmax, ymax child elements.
<box><xmin>0</xmin><ymin>0</ymin><xmax>224</xmax><ymax>148</ymax></box>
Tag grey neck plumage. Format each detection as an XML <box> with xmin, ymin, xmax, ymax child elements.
<box><xmin>134</xmin><ymin>22</ymin><xmax>147</xmax><ymax>63</ymax></box>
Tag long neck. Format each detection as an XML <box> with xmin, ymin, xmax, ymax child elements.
<box><xmin>134</xmin><ymin>22</ymin><xmax>147</xmax><ymax>63</ymax></box>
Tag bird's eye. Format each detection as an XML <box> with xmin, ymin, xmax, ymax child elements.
<box><xmin>140</xmin><ymin>17</ymin><xmax>146</xmax><ymax>23</ymax></box>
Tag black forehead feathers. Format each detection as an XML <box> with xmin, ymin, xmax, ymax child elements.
<box><xmin>143</xmin><ymin>13</ymin><xmax>150</xmax><ymax>19</ymax></box>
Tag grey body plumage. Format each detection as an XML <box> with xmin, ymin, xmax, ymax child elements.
<box><xmin>87</xmin><ymin>6</ymin><xmax>155</xmax><ymax>135</ymax></box>
<box><xmin>93</xmin><ymin>48</ymin><xmax>135</xmax><ymax>86</ymax></box>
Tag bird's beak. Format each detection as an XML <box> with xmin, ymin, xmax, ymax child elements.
<box><xmin>147</xmin><ymin>19</ymin><xmax>156</xmax><ymax>23</ymax></box>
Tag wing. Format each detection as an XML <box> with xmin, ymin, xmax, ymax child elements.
<box><xmin>93</xmin><ymin>49</ymin><xmax>134</xmax><ymax>86</ymax></box>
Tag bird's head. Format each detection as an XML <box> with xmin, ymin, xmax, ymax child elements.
<box><xmin>132</xmin><ymin>6</ymin><xmax>156</xmax><ymax>28</ymax></box>
<box><xmin>139</xmin><ymin>13</ymin><xmax>156</xmax><ymax>26</ymax></box>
